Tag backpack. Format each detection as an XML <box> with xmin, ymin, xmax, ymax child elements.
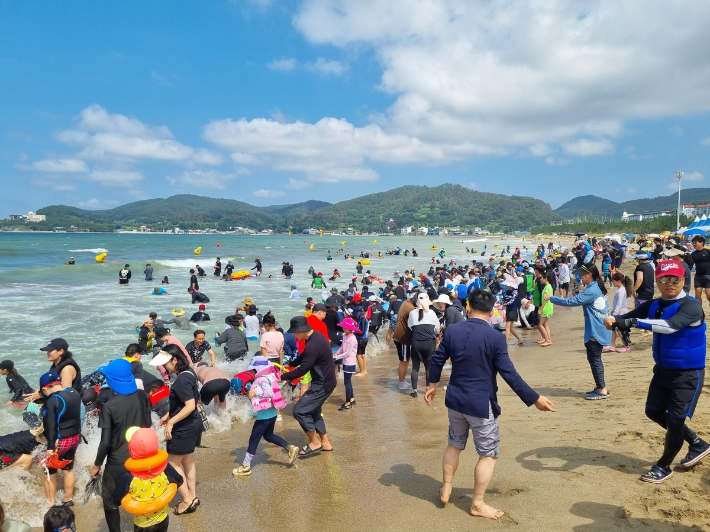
<box><xmin>231</xmin><ymin>370</ymin><xmax>255</xmax><ymax>395</ymax></box>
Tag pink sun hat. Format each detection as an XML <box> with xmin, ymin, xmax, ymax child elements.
<box><xmin>337</xmin><ymin>317</ymin><xmax>362</xmax><ymax>334</ymax></box>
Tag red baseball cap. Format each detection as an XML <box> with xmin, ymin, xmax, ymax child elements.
<box><xmin>199</xmin><ymin>304</ymin><xmax>206</xmax><ymax>310</ymax></box>
<box><xmin>655</xmin><ymin>260</ymin><xmax>685</xmax><ymax>278</ymax></box>
<box><xmin>352</xmin><ymin>293</ymin><xmax>364</xmax><ymax>302</ymax></box>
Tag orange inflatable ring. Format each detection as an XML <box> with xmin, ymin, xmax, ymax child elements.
<box><xmin>125</xmin><ymin>450</ymin><xmax>168</xmax><ymax>473</ymax></box>
<box><xmin>121</xmin><ymin>483</ymin><xmax>177</xmax><ymax>515</ymax></box>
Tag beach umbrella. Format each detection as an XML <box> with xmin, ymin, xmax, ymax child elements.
<box><xmin>574</xmin><ymin>231</ymin><xmax>586</xmax><ymax>236</ymax></box>
<box><xmin>683</xmin><ymin>228</ymin><xmax>710</xmax><ymax>236</ymax></box>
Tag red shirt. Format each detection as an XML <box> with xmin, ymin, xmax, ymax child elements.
<box><xmin>297</xmin><ymin>315</ymin><xmax>330</xmax><ymax>353</ymax></box>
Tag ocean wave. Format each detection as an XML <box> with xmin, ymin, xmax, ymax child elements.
<box><xmin>69</xmin><ymin>248</ymin><xmax>108</xmax><ymax>253</ymax></box>
<box><xmin>154</xmin><ymin>257</ymin><xmax>245</xmax><ymax>268</ymax></box>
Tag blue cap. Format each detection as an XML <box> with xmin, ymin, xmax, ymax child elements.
<box><xmin>516</xmin><ymin>266</ymin><xmax>524</xmax><ymax>272</ymax></box>
<box><xmin>291</xmin><ymin>285</ymin><xmax>297</xmax><ymax>289</ymax></box>
<box><xmin>635</xmin><ymin>252</ymin><xmax>650</xmax><ymax>259</ymax></box>
<box><xmin>39</xmin><ymin>372</ymin><xmax>61</xmax><ymax>389</ymax></box>
<box><xmin>97</xmin><ymin>359</ymin><xmax>137</xmax><ymax>395</ymax></box>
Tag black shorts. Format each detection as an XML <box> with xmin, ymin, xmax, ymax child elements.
<box><xmin>559</xmin><ymin>282</ymin><xmax>569</xmax><ymax>290</ymax></box>
<box><xmin>199</xmin><ymin>378</ymin><xmax>231</xmax><ymax>405</ymax></box>
<box><xmin>394</xmin><ymin>340</ymin><xmax>410</xmax><ymax>362</ymax></box>
<box><xmin>357</xmin><ymin>338</ymin><xmax>368</xmax><ymax>355</ymax></box>
<box><xmin>166</xmin><ymin>423</ymin><xmax>202</xmax><ymax>455</ymax></box>
<box><xmin>0</xmin><ymin>453</ymin><xmax>20</xmax><ymax>469</ymax></box>
<box><xmin>505</xmin><ymin>307</ymin><xmax>518</xmax><ymax>322</ymax></box>
<box><xmin>646</xmin><ymin>366</ymin><xmax>705</xmax><ymax>419</ymax></box>
<box><xmin>694</xmin><ymin>275</ymin><xmax>710</xmax><ymax>289</ymax></box>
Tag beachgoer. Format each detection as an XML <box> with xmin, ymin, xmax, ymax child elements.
<box><xmin>0</xmin><ymin>425</ymin><xmax>45</xmax><ymax>471</ymax></box>
<box><xmin>189</xmin><ymin>304</ymin><xmax>210</xmax><ymax>322</ymax></box>
<box><xmin>89</xmin><ymin>359</ymin><xmax>153</xmax><ymax>532</ymax></box>
<box><xmin>604</xmin><ymin>260</ymin><xmax>709</xmax><ymax>483</ymax></box>
<box><xmin>25</xmin><ymin>339</ymin><xmax>82</xmax><ymax>405</ymax></box>
<box><xmin>123</xmin><ymin>344</ymin><xmax>162</xmax><ymax>390</ymax></box>
<box><xmin>150</xmin><ymin>346</ymin><xmax>202</xmax><ymax>515</ymax></box>
<box><xmin>500</xmin><ymin>279</ymin><xmax>524</xmax><ymax>346</ymax></box>
<box><xmin>39</xmin><ymin>371</ymin><xmax>81</xmax><ymax>506</ymax></box>
<box><xmin>163</xmin><ymin>309</ymin><xmax>191</xmax><ymax>330</ymax></box>
<box><xmin>233</xmin><ymin>358</ymin><xmax>298</xmax><ymax>476</ymax></box>
<box><xmin>112</xmin><ymin>427</ymin><xmax>183</xmax><ymax>532</ymax></box>
<box><xmin>545</xmin><ymin>264</ymin><xmax>612</xmax><ymax>400</ymax></box>
<box><xmin>194</xmin><ymin>361</ymin><xmax>230</xmax><ymax>409</ymax></box>
<box><xmin>251</xmin><ymin>258</ymin><xmax>262</xmax><ymax>276</ymax></box>
<box><xmin>215</xmin><ymin>317</ymin><xmax>249</xmax><ymax>361</ymax></box>
<box><xmin>333</xmin><ymin>317</ymin><xmax>360</xmax><ymax>410</ymax></box>
<box><xmin>244</xmin><ymin>304</ymin><xmax>263</xmax><ymax>341</ymax></box>
<box><xmin>214</xmin><ymin>257</ymin><xmax>221</xmax><ymax>277</ymax></box>
<box><xmin>633</xmin><ymin>252</ymin><xmax>655</xmax><ymax>307</ymax></box>
<box><xmin>152</xmin><ymin>287</ymin><xmax>169</xmax><ymax>295</ymax></box>
<box><xmin>225</xmin><ymin>261</ymin><xmax>234</xmax><ymax>277</ymax></box>
<box><xmin>185</xmin><ymin>330</ymin><xmax>216</xmax><ymax>366</ymax></box>
<box><xmin>161</xmin><ymin>276</ymin><xmax>170</xmax><ymax>285</ymax></box>
<box><xmin>0</xmin><ymin>360</ymin><xmax>33</xmax><ymax>404</ymax></box>
<box><xmin>66</xmin><ymin>257</ymin><xmax>75</xmax><ymax>265</ymax></box>
<box><xmin>119</xmin><ymin>264</ymin><xmax>131</xmax><ymax>285</ymax></box>
<box><xmin>537</xmin><ymin>274</ymin><xmax>554</xmax><ymax>347</ymax></box>
<box><xmin>289</xmin><ymin>285</ymin><xmax>302</xmax><ymax>299</ymax></box>
<box><xmin>260</xmin><ymin>312</ymin><xmax>284</xmax><ymax>364</ymax></box>
<box><xmin>144</xmin><ymin>264</ymin><xmax>153</xmax><ymax>281</ymax></box>
<box><xmin>606</xmin><ymin>272</ymin><xmax>632</xmax><ymax>352</ymax></box>
<box><xmin>407</xmin><ymin>293</ymin><xmax>440</xmax><ymax>398</ymax></box>
<box><xmin>189</xmin><ymin>269</ymin><xmax>199</xmax><ymax>291</ymax></box>
<box><xmin>280</xmin><ymin>316</ymin><xmax>336</xmax><ymax>457</ymax></box>
<box><xmin>691</xmin><ymin>235</ymin><xmax>710</xmax><ymax>305</ymax></box>
<box><xmin>42</xmin><ymin>506</ymin><xmax>75</xmax><ymax>532</ymax></box>
<box><xmin>393</xmin><ymin>295</ymin><xmax>416</xmax><ymax>390</ymax></box>
<box><xmin>188</xmin><ymin>288</ymin><xmax>210</xmax><ymax>305</ymax></box>
<box><xmin>425</xmin><ymin>289</ymin><xmax>554</xmax><ymax>520</ymax></box>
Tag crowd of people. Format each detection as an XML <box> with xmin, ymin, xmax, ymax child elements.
<box><xmin>3</xmin><ymin>234</ymin><xmax>709</xmax><ymax>528</ymax></box>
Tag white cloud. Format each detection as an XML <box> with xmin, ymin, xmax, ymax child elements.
<box><xmin>89</xmin><ymin>169</ymin><xmax>144</xmax><ymax>186</ymax></box>
<box><xmin>528</xmin><ymin>143</ymin><xmax>552</xmax><ymax>157</ymax></box>
<box><xmin>465</xmin><ymin>183</ymin><xmax>477</xmax><ymax>189</ymax></box>
<box><xmin>562</xmin><ymin>139</ymin><xmax>615</xmax><ymax>156</ymax></box>
<box><xmin>545</xmin><ymin>156</ymin><xmax>555</xmax><ymax>165</ymax></box>
<box><xmin>685</xmin><ymin>171</ymin><xmax>704</xmax><ymax>182</ymax></box>
<box><xmin>668</xmin><ymin>125</ymin><xmax>683</xmax><ymax>136</ymax></box>
<box><xmin>701</xmin><ymin>137</ymin><xmax>710</xmax><ymax>146</ymax></box>
<box><xmin>253</xmin><ymin>189</ymin><xmax>286</xmax><ymax>198</ymax></box>
<box><xmin>31</xmin><ymin>179</ymin><xmax>77</xmax><ymax>192</ymax></box>
<box><xmin>285</xmin><ymin>178</ymin><xmax>312</xmax><ymax>190</ymax></box>
<box><xmin>305</xmin><ymin>58</ymin><xmax>349</xmax><ymax>75</ymax></box>
<box><xmin>26</xmin><ymin>158</ymin><xmax>89</xmax><ymax>173</ymax></box>
<box><xmin>166</xmin><ymin>169</ymin><xmax>248</xmax><ymax>189</ymax></box>
<box><xmin>56</xmin><ymin>105</ymin><xmax>222</xmax><ymax>166</ymax></box>
<box><xmin>627</xmin><ymin>187</ymin><xmax>637</xmax><ymax>193</ymax></box>
<box><xmin>267</xmin><ymin>58</ymin><xmax>297</xmax><ymax>71</ymax></box>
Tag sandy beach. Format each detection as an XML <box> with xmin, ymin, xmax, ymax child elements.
<box><xmin>65</xmin><ymin>264</ymin><xmax>709</xmax><ymax>532</ymax></box>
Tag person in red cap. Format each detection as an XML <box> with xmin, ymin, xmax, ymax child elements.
<box><xmin>311</xmin><ymin>272</ymin><xmax>327</xmax><ymax>289</ymax></box>
<box><xmin>189</xmin><ymin>304</ymin><xmax>210</xmax><ymax>323</ymax></box>
<box><xmin>605</xmin><ymin>259</ymin><xmax>709</xmax><ymax>483</ymax></box>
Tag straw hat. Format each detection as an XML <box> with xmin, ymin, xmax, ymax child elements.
<box><xmin>171</xmin><ymin>308</ymin><xmax>185</xmax><ymax>316</ymax></box>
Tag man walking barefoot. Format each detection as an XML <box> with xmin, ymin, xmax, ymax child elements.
<box><xmin>425</xmin><ymin>289</ymin><xmax>555</xmax><ymax>519</ymax></box>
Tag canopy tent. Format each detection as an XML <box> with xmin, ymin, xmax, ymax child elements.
<box><xmin>688</xmin><ymin>216</ymin><xmax>701</xmax><ymax>229</ymax></box>
<box><xmin>683</xmin><ymin>228</ymin><xmax>710</xmax><ymax>236</ymax></box>
<box><xmin>574</xmin><ymin>232</ymin><xmax>587</xmax><ymax>236</ymax></box>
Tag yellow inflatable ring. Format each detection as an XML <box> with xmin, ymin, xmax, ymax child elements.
<box><xmin>125</xmin><ymin>450</ymin><xmax>168</xmax><ymax>473</ymax></box>
<box><xmin>231</xmin><ymin>270</ymin><xmax>250</xmax><ymax>279</ymax></box>
<box><xmin>360</xmin><ymin>260</ymin><xmax>370</xmax><ymax>265</ymax></box>
<box><xmin>121</xmin><ymin>483</ymin><xmax>177</xmax><ymax>515</ymax></box>
<box><xmin>430</xmin><ymin>247</ymin><xmax>438</xmax><ymax>250</ymax></box>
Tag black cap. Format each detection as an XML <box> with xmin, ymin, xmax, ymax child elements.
<box><xmin>0</xmin><ymin>360</ymin><xmax>14</xmax><ymax>371</ymax></box>
<box><xmin>325</xmin><ymin>295</ymin><xmax>340</xmax><ymax>307</ymax></box>
<box><xmin>248</xmin><ymin>304</ymin><xmax>259</xmax><ymax>312</ymax></box>
<box><xmin>154</xmin><ymin>326</ymin><xmax>170</xmax><ymax>337</ymax></box>
<box><xmin>287</xmin><ymin>316</ymin><xmax>312</xmax><ymax>334</ymax></box>
<box><xmin>312</xmin><ymin>303</ymin><xmax>327</xmax><ymax>312</ymax></box>
<box><xmin>40</xmin><ymin>338</ymin><xmax>69</xmax><ymax>352</ymax></box>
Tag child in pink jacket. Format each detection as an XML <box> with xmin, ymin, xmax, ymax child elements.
<box><xmin>333</xmin><ymin>317</ymin><xmax>361</xmax><ymax>411</ymax></box>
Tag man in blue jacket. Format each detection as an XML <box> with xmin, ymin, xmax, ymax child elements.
<box><xmin>425</xmin><ymin>289</ymin><xmax>554</xmax><ymax>520</ymax></box>
<box><xmin>605</xmin><ymin>260</ymin><xmax>709</xmax><ymax>484</ymax></box>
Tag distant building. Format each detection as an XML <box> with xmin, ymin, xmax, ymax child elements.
<box><xmin>346</xmin><ymin>227</ymin><xmax>354</xmax><ymax>236</ymax></box>
<box><xmin>621</xmin><ymin>210</ymin><xmax>675</xmax><ymax>222</ymax></box>
<box><xmin>400</xmin><ymin>226</ymin><xmax>412</xmax><ymax>235</ymax></box>
<box><xmin>26</xmin><ymin>212</ymin><xmax>46</xmax><ymax>222</ymax></box>
<box><xmin>682</xmin><ymin>204</ymin><xmax>710</xmax><ymax>218</ymax></box>
<box><xmin>418</xmin><ymin>226</ymin><xmax>428</xmax><ymax>235</ymax></box>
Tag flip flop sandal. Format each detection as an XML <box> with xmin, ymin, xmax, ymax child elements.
<box><xmin>173</xmin><ymin>501</ymin><xmax>192</xmax><ymax>515</ymax></box>
<box><xmin>298</xmin><ymin>445</ymin><xmax>322</xmax><ymax>459</ymax></box>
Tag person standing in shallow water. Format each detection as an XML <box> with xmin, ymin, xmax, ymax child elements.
<box><xmin>425</xmin><ymin>289</ymin><xmax>554</xmax><ymax>520</ymax></box>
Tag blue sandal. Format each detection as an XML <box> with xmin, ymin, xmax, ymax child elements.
<box><xmin>584</xmin><ymin>390</ymin><xmax>610</xmax><ymax>400</ymax></box>
<box><xmin>640</xmin><ymin>465</ymin><xmax>673</xmax><ymax>484</ymax></box>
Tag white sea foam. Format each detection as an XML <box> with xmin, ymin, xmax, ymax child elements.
<box><xmin>69</xmin><ymin>248</ymin><xmax>109</xmax><ymax>253</ymax></box>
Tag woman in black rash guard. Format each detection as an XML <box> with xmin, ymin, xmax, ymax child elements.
<box><xmin>407</xmin><ymin>293</ymin><xmax>440</xmax><ymax>398</ymax></box>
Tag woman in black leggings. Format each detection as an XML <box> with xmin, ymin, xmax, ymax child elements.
<box><xmin>406</xmin><ymin>293</ymin><xmax>440</xmax><ymax>398</ymax></box>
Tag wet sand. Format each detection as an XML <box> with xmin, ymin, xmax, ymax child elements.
<box><xmin>70</xmin><ymin>284</ymin><xmax>709</xmax><ymax>531</ymax></box>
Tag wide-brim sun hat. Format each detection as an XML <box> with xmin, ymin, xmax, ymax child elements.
<box><xmin>247</xmin><ymin>355</ymin><xmax>271</xmax><ymax>371</ymax></box>
<box><xmin>171</xmin><ymin>309</ymin><xmax>185</xmax><ymax>316</ymax></box>
<box><xmin>337</xmin><ymin>317</ymin><xmax>362</xmax><ymax>334</ymax></box>
<box><xmin>98</xmin><ymin>359</ymin><xmax>138</xmax><ymax>395</ymax></box>
<box><xmin>501</xmin><ymin>278</ymin><xmax>518</xmax><ymax>288</ymax></box>
<box><xmin>433</xmin><ymin>294</ymin><xmax>451</xmax><ymax>305</ymax></box>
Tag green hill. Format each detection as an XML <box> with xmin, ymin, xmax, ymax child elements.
<box><xmin>263</xmin><ymin>200</ymin><xmax>331</xmax><ymax>221</ymax></box>
<box><xmin>294</xmin><ymin>184</ymin><xmax>562</xmax><ymax>232</ymax></box>
<box><xmin>555</xmin><ymin>188</ymin><xmax>710</xmax><ymax>219</ymax></box>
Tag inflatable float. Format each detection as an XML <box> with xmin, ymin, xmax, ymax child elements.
<box><xmin>231</xmin><ymin>271</ymin><xmax>251</xmax><ymax>280</ymax></box>
<box><xmin>95</xmin><ymin>253</ymin><xmax>107</xmax><ymax>263</ymax></box>
<box><xmin>430</xmin><ymin>247</ymin><xmax>438</xmax><ymax>250</ymax></box>
<box><xmin>359</xmin><ymin>260</ymin><xmax>371</xmax><ymax>265</ymax></box>
<box><xmin>194</xmin><ymin>247</ymin><xmax>201</xmax><ymax>255</ymax></box>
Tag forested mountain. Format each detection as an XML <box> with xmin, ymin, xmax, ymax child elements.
<box><xmin>2</xmin><ymin>185</ymin><xmax>561</xmax><ymax>232</ymax></box>
<box><xmin>555</xmin><ymin>188</ymin><xmax>710</xmax><ymax>219</ymax></box>
<box><xmin>293</xmin><ymin>184</ymin><xmax>562</xmax><ymax>232</ymax></box>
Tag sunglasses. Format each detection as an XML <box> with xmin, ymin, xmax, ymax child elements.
<box><xmin>658</xmin><ymin>276</ymin><xmax>683</xmax><ymax>285</ymax></box>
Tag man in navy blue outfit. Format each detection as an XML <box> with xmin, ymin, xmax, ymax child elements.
<box><xmin>425</xmin><ymin>289</ymin><xmax>554</xmax><ymax>520</ymax></box>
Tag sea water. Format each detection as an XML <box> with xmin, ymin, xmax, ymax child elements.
<box><xmin>0</xmin><ymin>231</ymin><xmax>533</xmax><ymax>522</ymax></box>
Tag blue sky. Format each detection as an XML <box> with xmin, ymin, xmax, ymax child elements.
<box><xmin>1</xmin><ymin>1</ymin><xmax>709</xmax><ymax>217</ymax></box>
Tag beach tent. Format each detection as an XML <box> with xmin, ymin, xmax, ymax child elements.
<box><xmin>683</xmin><ymin>228</ymin><xmax>710</xmax><ymax>236</ymax></box>
<box><xmin>688</xmin><ymin>216</ymin><xmax>701</xmax><ymax>229</ymax></box>
<box><xmin>625</xmin><ymin>234</ymin><xmax>635</xmax><ymax>238</ymax></box>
